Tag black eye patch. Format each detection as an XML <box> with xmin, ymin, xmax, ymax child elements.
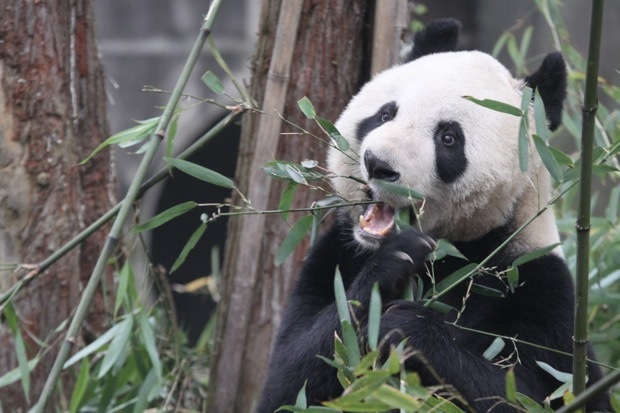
<box><xmin>356</xmin><ymin>101</ymin><xmax>398</xmax><ymax>141</ymax></box>
<box><xmin>434</xmin><ymin>121</ymin><xmax>467</xmax><ymax>183</ymax></box>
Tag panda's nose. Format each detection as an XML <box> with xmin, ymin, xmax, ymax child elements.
<box><xmin>364</xmin><ymin>150</ymin><xmax>400</xmax><ymax>182</ymax></box>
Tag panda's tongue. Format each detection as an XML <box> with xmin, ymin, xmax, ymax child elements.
<box><xmin>359</xmin><ymin>203</ymin><xmax>395</xmax><ymax>237</ymax></box>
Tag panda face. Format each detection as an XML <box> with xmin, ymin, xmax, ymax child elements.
<box><xmin>328</xmin><ymin>51</ymin><xmax>544</xmax><ymax>250</ymax></box>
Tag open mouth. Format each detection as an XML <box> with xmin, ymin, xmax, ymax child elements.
<box><xmin>359</xmin><ymin>203</ymin><xmax>396</xmax><ymax>237</ymax></box>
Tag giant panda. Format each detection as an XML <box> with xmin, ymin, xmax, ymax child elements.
<box><xmin>256</xmin><ymin>19</ymin><xmax>611</xmax><ymax>413</ymax></box>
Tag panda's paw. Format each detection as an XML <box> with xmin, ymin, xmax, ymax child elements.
<box><xmin>370</xmin><ymin>229</ymin><xmax>436</xmax><ymax>294</ymax></box>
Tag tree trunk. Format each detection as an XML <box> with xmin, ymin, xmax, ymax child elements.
<box><xmin>0</xmin><ymin>0</ymin><xmax>114</xmax><ymax>410</ymax></box>
<box><xmin>207</xmin><ymin>1</ymin><xmax>389</xmax><ymax>412</ymax></box>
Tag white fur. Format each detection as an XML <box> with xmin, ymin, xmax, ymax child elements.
<box><xmin>328</xmin><ymin>51</ymin><xmax>561</xmax><ymax>254</ymax></box>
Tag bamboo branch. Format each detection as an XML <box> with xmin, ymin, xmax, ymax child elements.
<box><xmin>29</xmin><ymin>2</ymin><xmax>225</xmax><ymax>410</ymax></box>
<box><xmin>573</xmin><ymin>0</ymin><xmax>604</xmax><ymax>401</ymax></box>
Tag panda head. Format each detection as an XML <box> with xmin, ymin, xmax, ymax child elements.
<box><xmin>328</xmin><ymin>19</ymin><xmax>567</xmax><ymax>251</ymax></box>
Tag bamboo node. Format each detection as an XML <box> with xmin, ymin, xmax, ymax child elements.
<box><xmin>574</xmin><ymin>223</ymin><xmax>591</xmax><ymax>232</ymax></box>
<box><xmin>572</xmin><ymin>336</ymin><xmax>589</xmax><ymax>345</ymax></box>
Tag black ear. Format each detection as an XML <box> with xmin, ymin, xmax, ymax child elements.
<box><xmin>406</xmin><ymin>18</ymin><xmax>461</xmax><ymax>62</ymax></box>
<box><xmin>524</xmin><ymin>52</ymin><xmax>567</xmax><ymax>131</ymax></box>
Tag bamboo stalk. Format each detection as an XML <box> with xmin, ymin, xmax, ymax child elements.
<box><xmin>371</xmin><ymin>0</ymin><xmax>407</xmax><ymax>75</ymax></box>
<box><xmin>556</xmin><ymin>369</ymin><xmax>620</xmax><ymax>413</ymax></box>
<box><xmin>29</xmin><ymin>2</ymin><xmax>225</xmax><ymax>410</ymax></box>
<box><xmin>573</xmin><ymin>0</ymin><xmax>604</xmax><ymax>401</ymax></box>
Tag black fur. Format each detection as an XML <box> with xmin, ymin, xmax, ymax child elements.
<box><xmin>256</xmin><ymin>220</ymin><xmax>611</xmax><ymax>412</ymax></box>
<box><xmin>356</xmin><ymin>101</ymin><xmax>398</xmax><ymax>141</ymax></box>
<box><xmin>524</xmin><ymin>52</ymin><xmax>567</xmax><ymax>131</ymax></box>
<box><xmin>406</xmin><ymin>18</ymin><xmax>461</xmax><ymax>62</ymax></box>
<box><xmin>434</xmin><ymin>121</ymin><xmax>468</xmax><ymax>183</ymax></box>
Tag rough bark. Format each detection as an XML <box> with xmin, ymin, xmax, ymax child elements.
<box><xmin>208</xmin><ymin>1</ymin><xmax>373</xmax><ymax>412</ymax></box>
<box><xmin>0</xmin><ymin>0</ymin><xmax>114</xmax><ymax>410</ymax></box>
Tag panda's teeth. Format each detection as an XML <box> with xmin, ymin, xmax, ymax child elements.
<box><xmin>359</xmin><ymin>214</ymin><xmax>369</xmax><ymax>229</ymax></box>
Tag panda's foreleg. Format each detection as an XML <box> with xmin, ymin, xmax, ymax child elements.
<box><xmin>377</xmin><ymin>300</ymin><xmax>541</xmax><ymax>413</ymax></box>
<box><xmin>256</xmin><ymin>225</ymin><xmax>435</xmax><ymax>412</ymax></box>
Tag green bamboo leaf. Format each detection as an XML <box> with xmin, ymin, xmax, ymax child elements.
<box><xmin>514</xmin><ymin>393</ymin><xmax>550</xmax><ymax>413</ymax></box>
<box><xmin>533</xmin><ymin>135</ymin><xmax>563</xmax><ymax>182</ymax></box>
<box><xmin>518</xmin><ymin>117</ymin><xmax>530</xmax><ymax>172</ymax></box>
<box><xmin>166</xmin><ymin>112</ymin><xmax>180</xmax><ymax>159</ymax></box>
<box><xmin>0</xmin><ymin>356</ymin><xmax>39</xmax><ymax>388</ymax></box>
<box><xmin>275</xmin><ymin>215</ymin><xmax>313</xmax><ymax>266</ymax></box>
<box><xmin>334</xmin><ymin>267</ymin><xmax>351</xmax><ymax>324</ymax></box>
<box><xmin>63</xmin><ymin>322</ymin><xmax>124</xmax><ymax>368</ymax></box>
<box><xmin>492</xmin><ymin>32</ymin><xmax>510</xmax><ymax>57</ymax></box>
<box><xmin>97</xmin><ymin>316</ymin><xmax>134</xmax><ymax>378</ymax></box>
<box><xmin>278</xmin><ymin>406</ymin><xmax>342</xmax><ymax>413</ymax></box>
<box><xmin>434</xmin><ymin>239</ymin><xmax>467</xmax><ymax>261</ymax></box>
<box><xmin>166</xmin><ymin>157</ymin><xmax>235</xmax><ymax>188</ymax></box>
<box><xmin>341</xmin><ymin>320</ymin><xmax>361</xmax><ymax>368</ymax></box>
<box><xmin>331</xmin><ymin>374</ymin><xmax>387</xmax><ymax>406</ymax></box>
<box><xmin>367</xmin><ymin>283</ymin><xmax>381</xmax><ymax>351</ymax></box>
<box><xmin>463</xmin><ymin>96</ymin><xmax>523</xmax><ymax>117</ymax></box>
<box><xmin>114</xmin><ymin>262</ymin><xmax>133</xmax><ymax>317</ymax></box>
<box><xmin>536</xmin><ymin>361</ymin><xmax>573</xmax><ymax>383</ymax></box>
<box><xmin>297</xmin><ymin>96</ymin><xmax>316</xmax><ymax>119</ymax></box>
<box><xmin>370</xmin><ymin>179</ymin><xmax>424</xmax><ymax>200</ymax></box>
<box><xmin>317</xmin><ymin>117</ymin><xmax>349</xmax><ymax>151</ymax></box>
<box><xmin>81</xmin><ymin>117</ymin><xmax>159</xmax><ymax>164</ymax></box>
<box><xmin>424</xmin><ymin>263</ymin><xmax>479</xmax><ymax>299</ymax></box>
<box><xmin>134</xmin><ymin>201</ymin><xmax>197</xmax><ymax>233</ymax></box>
<box><xmin>512</xmin><ymin>243</ymin><xmax>560</xmax><ymax>267</ymax></box>
<box><xmin>279</xmin><ymin>182</ymin><xmax>298</xmax><ymax>221</ymax></box>
<box><xmin>372</xmin><ymin>384</ymin><xmax>421</xmax><ymax>411</ymax></box>
<box><xmin>201</xmin><ymin>70</ymin><xmax>225</xmax><ymax>94</ymax></box>
<box><xmin>548</xmin><ymin>145</ymin><xmax>575</xmax><ymax>168</ymax></box>
<box><xmin>482</xmin><ymin>337</ymin><xmax>506</xmax><ymax>361</ymax></box>
<box><xmin>69</xmin><ymin>358</ymin><xmax>90</xmax><ymax>413</ymax></box>
<box><xmin>4</xmin><ymin>303</ymin><xmax>30</xmax><ymax>401</ymax></box>
<box><xmin>138</xmin><ymin>313</ymin><xmax>162</xmax><ymax>381</ymax></box>
<box><xmin>507</xmin><ymin>266</ymin><xmax>519</xmax><ymax>293</ymax></box>
<box><xmin>285</xmin><ymin>164</ymin><xmax>308</xmax><ymax>185</ymax></box>
<box><xmin>471</xmin><ymin>283</ymin><xmax>505</xmax><ymax>298</ymax></box>
<box><xmin>132</xmin><ymin>368</ymin><xmax>160</xmax><ymax>413</ymax></box>
<box><xmin>506</xmin><ymin>368</ymin><xmax>517</xmax><ymax>403</ymax></box>
<box><xmin>533</xmin><ymin>89</ymin><xmax>549</xmax><ymax>141</ymax></box>
<box><xmin>171</xmin><ymin>223</ymin><xmax>208</xmax><ymax>273</ymax></box>
<box><xmin>294</xmin><ymin>381</ymin><xmax>308</xmax><ymax>409</ymax></box>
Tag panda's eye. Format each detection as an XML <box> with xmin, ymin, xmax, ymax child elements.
<box><xmin>441</xmin><ymin>133</ymin><xmax>456</xmax><ymax>147</ymax></box>
<box><xmin>380</xmin><ymin>110</ymin><xmax>392</xmax><ymax>123</ymax></box>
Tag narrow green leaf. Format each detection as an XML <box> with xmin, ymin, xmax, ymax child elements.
<box><xmin>171</xmin><ymin>223</ymin><xmax>208</xmax><ymax>273</ymax></box>
<box><xmin>548</xmin><ymin>145</ymin><xmax>575</xmax><ymax>168</ymax></box>
<box><xmin>370</xmin><ymin>179</ymin><xmax>424</xmax><ymax>200</ymax></box>
<box><xmin>132</xmin><ymin>367</ymin><xmax>160</xmax><ymax>413</ymax></box>
<box><xmin>297</xmin><ymin>96</ymin><xmax>316</xmax><ymax>119</ymax></box>
<box><xmin>97</xmin><ymin>316</ymin><xmax>134</xmax><ymax>378</ymax></box>
<box><xmin>514</xmin><ymin>393</ymin><xmax>549</xmax><ymax>413</ymax></box>
<box><xmin>482</xmin><ymin>337</ymin><xmax>506</xmax><ymax>361</ymax></box>
<box><xmin>166</xmin><ymin>157</ymin><xmax>235</xmax><ymax>188</ymax></box>
<box><xmin>285</xmin><ymin>164</ymin><xmax>308</xmax><ymax>185</ymax></box>
<box><xmin>114</xmin><ymin>262</ymin><xmax>133</xmax><ymax>317</ymax></box>
<box><xmin>424</xmin><ymin>263</ymin><xmax>479</xmax><ymax>299</ymax></box>
<box><xmin>533</xmin><ymin>135</ymin><xmax>563</xmax><ymax>182</ymax></box>
<box><xmin>463</xmin><ymin>96</ymin><xmax>523</xmax><ymax>117</ymax></box>
<box><xmin>372</xmin><ymin>384</ymin><xmax>421</xmax><ymax>411</ymax></box>
<box><xmin>341</xmin><ymin>320</ymin><xmax>361</xmax><ymax>367</ymax></box>
<box><xmin>81</xmin><ymin>117</ymin><xmax>159</xmax><ymax>164</ymax></box>
<box><xmin>471</xmin><ymin>283</ymin><xmax>505</xmax><ymax>298</ymax></box>
<box><xmin>4</xmin><ymin>303</ymin><xmax>30</xmax><ymax>401</ymax></box>
<box><xmin>606</xmin><ymin>186</ymin><xmax>620</xmax><ymax>224</ymax></box>
<box><xmin>201</xmin><ymin>70</ymin><xmax>225</xmax><ymax>94</ymax></box>
<box><xmin>279</xmin><ymin>182</ymin><xmax>298</xmax><ymax>221</ymax></box>
<box><xmin>69</xmin><ymin>358</ymin><xmax>90</xmax><ymax>413</ymax></box>
<box><xmin>275</xmin><ymin>215</ymin><xmax>313</xmax><ymax>266</ymax></box>
<box><xmin>367</xmin><ymin>283</ymin><xmax>381</xmax><ymax>351</ymax></box>
<box><xmin>512</xmin><ymin>243</ymin><xmax>560</xmax><ymax>267</ymax></box>
<box><xmin>166</xmin><ymin>112</ymin><xmax>180</xmax><ymax>159</ymax></box>
<box><xmin>138</xmin><ymin>314</ymin><xmax>162</xmax><ymax>381</ymax></box>
<box><xmin>533</xmin><ymin>89</ymin><xmax>549</xmax><ymax>141</ymax></box>
<box><xmin>519</xmin><ymin>27</ymin><xmax>533</xmax><ymax>66</ymax></box>
<box><xmin>334</xmin><ymin>267</ymin><xmax>351</xmax><ymax>324</ymax></box>
<box><xmin>332</xmin><ymin>374</ymin><xmax>386</xmax><ymax>406</ymax></box>
<box><xmin>317</xmin><ymin>117</ymin><xmax>349</xmax><ymax>151</ymax></box>
<box><xmin>518</xmin><ymin>117</ymin><xmax>530</xmax><ymax>172</ymax></box>
<box><xmin>434</xmin><ymin>239</ymin><xmax>467</xmax><ymax>261</ymax></box>
<box><xmin>506</xmin><ymin>368</ymin><xmax>517</xmax><ymax>403</ymax></box>
<box><xmin>0</xmin><ymin>356</ymin><xmax>39</xmax><ymax>388</ymax></box>
<box><xmin>492</xmin><ymin>32</ymin><xmax>510</xmax><ymax>57</ymax></box>
<box><xmin>134</xmin><ymin>201</ymin><xmax>197</xmax><ymax>233</ymax></box>
<box><xmin>507</xmin><ymin>266</ymin><xmax>519</xmax><ymax>293</ymax></box>
<box><xmin>294</xmin><ymin>381</ymin><xmax>308</xmax><ymax>409</ymax></box>
<box><xmin>535</xmin><ymin>361</ymin><xmax>573</xmax><ymax>383</ymax></box>
<box><xmin>63</xmin><ymin>322</ymin><xmax>124</xmax><ymax>368</ymax></box>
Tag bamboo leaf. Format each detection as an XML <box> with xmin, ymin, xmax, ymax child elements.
<box><xmin>434</xmin><ymin>239</ymin><xmax>467</xmax><ymax>261</ymax></box>
<box><xmin>507</xmin><ymin>266</ymin><xmax>519</xmax><ymax>293</ymax></box>
<box><xmin>166</xmin><ymin>157</ymin><xmax>235</xmax><ymax>188</ymax></box>
<box><xmin>81</xmin><ymin>117</ymin><xmax>159</xmax><ymax>164</ymax></box>
<box><xmin>285</xmin><ymin>164</ymin><xmax>308</xmax><ymax>185</ymax></box>
<box><xmin>69</xmin><ymin>358</ymin><xmax>90</xmax><ymax>413</ymax></box>
<box><xmin>138</xmin><ymin>313</ymin><xmax>162</xmax><ymax>381</ymax></box>
<box><xmin>370</xmin><ymin>179</ymin><xmax>424</xmax><ymax>200</ymax></box>
<box><xmin>372</xmin><ymin>384</ymin><xmax>421</xmax><ymax>411</ymax></box>
<box><xmin>518</xmin><ymin>117</ymin><xmax>530</xmax><ymax>172</ymax></box>
<box><xmin>171</xmin><ymin>223</ymin><xmax>208</xmax><ymax>273</ymax></box>
<box><xmin>334</xmin><ymin>267</ymin><xmax>351</xmax><ymax>324</ymax></box>
<box><xmin>275</xmin><ymin>215</ymin><xmax>313</xmax><ymax>266</ymax></box>
<box><xmin>463</xmin><ymin>96</ymin><xmax>523</xmax><ymax>117</ymax></box>
<box><xmin>483</xmin><ymin>337</ymin><xmax>506</xmax><ymax>361</ymax></box>
<box><xmin>63</xmin><ymin>322</ymin><xmax>124</xmax><ymax>369</ymax></box>
<box><xmin>471</xmin><ymin>283</ymin><xmax>505</xmax><ymax>298</ymax></box>
<box><xmin>341</xmin><ymin>320</ymin><xmax>361</xmax><ymax>367</ymax></box>
<box><xmin>533</xmin><ymin>135</ymin><xmax>563</xmax><ymax>182</ymax></box>
<box><xmin>114</xmin><ymin>262</ymin><xmax>133</xmax><ymax>317</ymax></box>
<box><xmin>424</xmin><ymin>263</ymin><xmax>479</xmax><ymax>299</ymax></box>
<box><xmin>294</xmin><ymin>381</ymin><xmax>308</xmax><ymax>409</ymax></box>
<box><xmin>367</xmin><ymin>283</ymin><xmax>381</xmax><ymax>351</ymax></box>
<box><xmin>512</xmin><ymin>243</ymin><xmax>560</xmax><ymax>267</ymax></box>
<box><xmin>201</xmin><ymin>70</ymin><xmax>225</xmax><ymax>94</ymax></box>
<box><xmin>506</xmin><ymin>368</ymin><xmax>517</xmax><ymax>403</ymax></box>
<box><xmin>0</xmin><ymin>356</ymin><xmax>39</xmax><ymax>388</ymax></box>
<box><xmin>536</xmin><ymin>361</ymin><xmax>574</xmax><ymax>383</ymax></box>
<box><xmin>134</xmin><ymin>201</ymin><xmax>197</xmax><ymax>233</ymax></box>
<box><xmin>4</xmin><ymin>303</ymin><xmax>30</xmax><ymax>401</ymax></box>
<box><xmin>298</xmin><ymin>96</ymin><xmax>316</xmax><ymax>119</ymax></box>
<box><xmin>533</xmin><ymin>89</ymin><xmax>549</xmax><ymax>141</ymax></box>
<box><xmin>132</xmin><ymin>367</ymin><xmax>160</xmax><ymax>413</ymax></box>
<box><xmin>97</xmin><ymin>316</ymin><xmax>134</xmax><ymax>378</ymax></box>
<box><xmin>317</xmin><ymin>117</ymin><xmax>349</xmax><ymax>151</ymax></box>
